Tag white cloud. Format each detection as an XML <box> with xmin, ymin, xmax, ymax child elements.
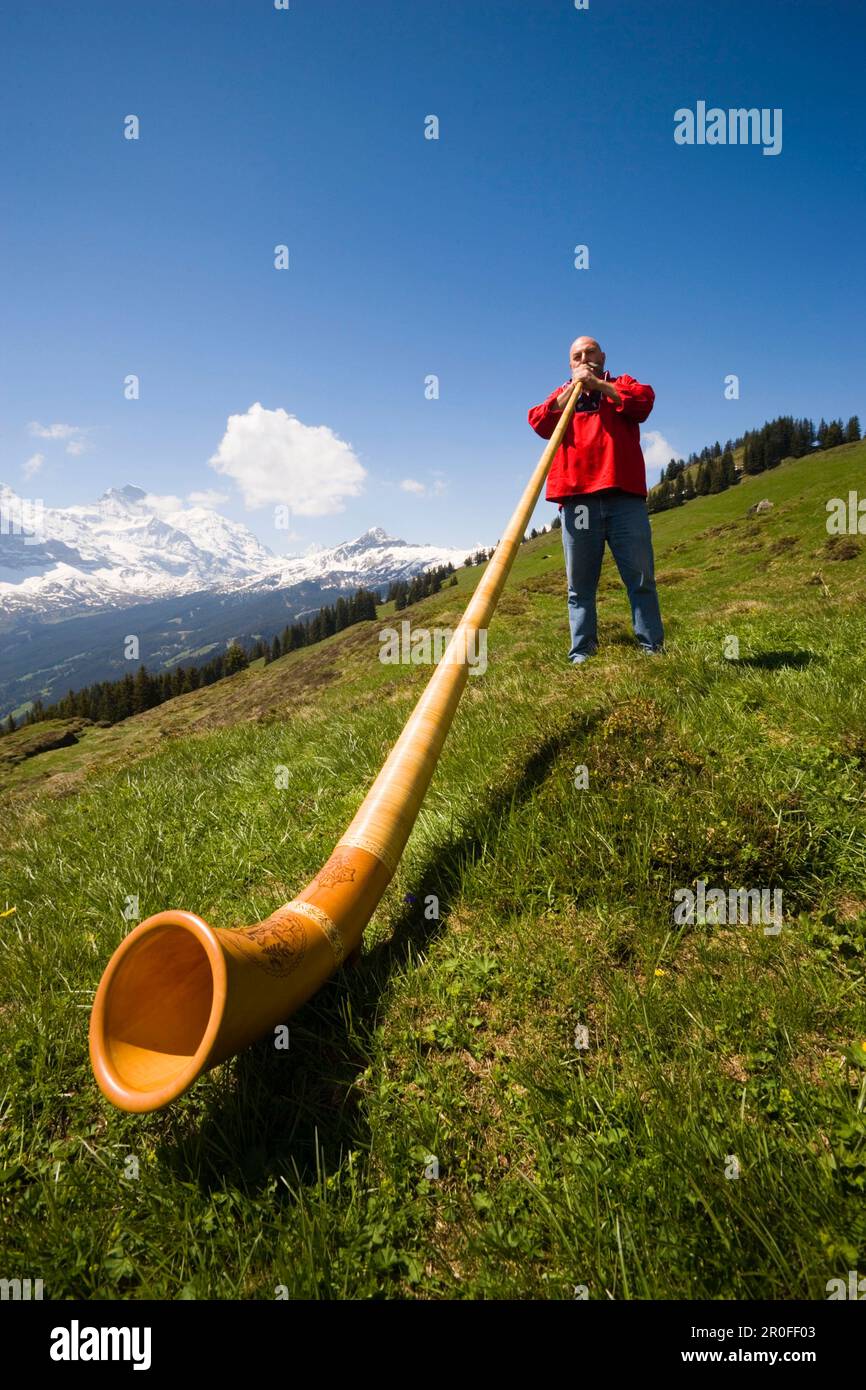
<box><xmin>400</xmin><ymin>476</ymin><xmax>447</xmax><ymax>498</ymax></box>
<box><xmin>29</xmin><ymin>421</ymin><xmax>81</xmax><ymax>440</ymax></box>
<box><xmin>641</xmin><ymin>430</ymin><xmax>680</xmax><ymax>476</ymax></box>
<box><xmin>23</xmin><ymin>452</ymin><xmax>45</xmax><ymax>479</ymax></box>
<box><xmin>187</xmin><ymin>489</ymin><xmax>229</xmax><ymax>506</ymax></box>
<box><xmin>208</xmin><ymin>402</ymin><xmax>366</xmax><ymax>515</ymax></box>
<box><xmin>28</xmin><ymin>421</ymin><xmax>89</xmax><ymax>455</ymax></box>
<box><xmin>101</xmin><ymin>489</ymin><xmax>230</xmax><ymax>516</ymax></box>
<box><xmin>141</xmin><ymin>492</ymin><xmax>184</xmax><ymax>515</ymax></box>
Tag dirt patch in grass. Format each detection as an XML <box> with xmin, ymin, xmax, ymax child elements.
<box><xmin>521</xmin><ymin>572</ymin><xmax>565</xmax><ymax>597</ymax></box>
<box><xmin>698</xmin><ymin>522</ymin><xmax>738</xmax><ymax>539</ymax></box>
<box><xmin>789</xmin><ymin>1034</ymin><xmax>847</xmax><ymax>1086</ymax></box>
<box><xmin>720</xmin><ymin>1054</ymin><xmax>749</xmax><ymax>1083</ymax></box>
<box><xmin>496</xmin><ymin>594</ymin><xmax>531</xmax><ymax>616</ymax></box>
<box><xmin>769</xmin><ymin>535</ymin><xmax>799</xmax><ymax>556</ymax></box>
<box><xmin>835</xmin><ymin>893</ymin><xmax>866</xmax><ymax>924</ymax></box>
<box><xmin>586</xmin><ymin>698</ymin><xmax>706</xmax><ymax>790</ymax></box>
<box><xmin>719</xmin><ymin>600</ymin><xmax>769</xmax><ymax>615</ymax></box>
<box><xmin>822</xmin><ymin>536</ymin><xmax>862</xmax><ymax>561</ymax></box>
<box><xmin>840</xmin><ymin>732</ymin><xmax>866</xmax><ymax>768</ymax></box>
<box><xmin>656</xmin><ymin>569</ymin><xmax>700</xmax><ymax>585</ymax></box>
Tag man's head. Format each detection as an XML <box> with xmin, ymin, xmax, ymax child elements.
<box><xmin>570</xmin><ymin>336</ymin><xmax>605</xmax><ymax>373</ymax></box>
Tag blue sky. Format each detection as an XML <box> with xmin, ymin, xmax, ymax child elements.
<box><xmin>2</xmin><ymin>0</ymin><xmax>864</xmax><ymax>553</ymax></box>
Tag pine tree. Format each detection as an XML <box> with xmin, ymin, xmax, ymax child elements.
<box><xmin>359</xmin><ymin>588</ymin><xmax>378</xmax><ymax>620</ymax></box>
<box><xmin>846</xmin><ymin>415</ymin><xmax>861</xmax><ymax>443</ymax></box>
<box><xmin>708</xmin><ymin>457</ymin><xmax>726</xmax><ymax>493</ymax></box>
<box><xmin>824</xmin><ymin>419</ymin><xmax>845</xmax><ymax>449</ymax></box>
<box><xmin>118</xmin><ymin>674</ymin><xmax>135</xmax><ymax>719</ymax></box>
<box><xmin>744</xmin><ymin>435</ymin><xmax>765</xmax><ymax>475</ymax></box>
<box><xmin>132</xmin><ymin>665</ymin><xmax>156</xmax><ymax>714</ymax></box>
<box><xmin>722</xmin><ymin>449</ymin><xmax>738</xmax><ymax>486</ymax></box>
<box><xmin>224</xmin><ymin>642</ymin><xmax>248</xmax><ymax>675</ymax></box>
<box><xmin>793</xmin><ymin>418</ymin><xmax>813</xmax><ymax>455</ymax></box>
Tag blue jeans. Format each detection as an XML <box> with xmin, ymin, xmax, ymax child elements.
<box><xmin>559</xmin><ymin>490</ymin><xmax>664</xmax><ymax>661</ymax></box>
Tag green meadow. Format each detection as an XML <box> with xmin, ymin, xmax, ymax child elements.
<box><xmin>1</xmin><ymin>443</ymin><xmax>864</xmax><ymax>1299</ymax></box>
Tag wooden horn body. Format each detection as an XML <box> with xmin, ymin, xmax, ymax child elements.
<box><xmin>90</xmin><ymin>384</ymin><xmax>583</xmax><ymax>1111</ymax></box>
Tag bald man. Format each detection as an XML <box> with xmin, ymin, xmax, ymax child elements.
<box><xmin>528</xmin><ymin>336</ymin><xmax>664</xmax><ymax>664</ymax></box>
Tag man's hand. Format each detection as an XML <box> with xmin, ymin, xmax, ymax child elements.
<box><xmin>555</xmin><ymin>363</ymin><xmax>622</xmax><ymax>410</ymax></box>
<box><xmin>572</xmin><ymin>362</ymin><xmax>604</xmax><ymax>391</ymax></box>
<box><xmin>554</xmin><ymin>369</ymin><xmax>595</xmax><ymax>410</ymax></box>
<box><xmin>552</xmin><ymin>362</ymin><xmax>622</xmax><ymax>411</ymax></box>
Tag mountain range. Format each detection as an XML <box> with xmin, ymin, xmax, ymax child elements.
<box><xmin>0</xmin><ymin>482</ymin><xmax>472</xmax><ymax>717</ymax></box>
<box><xmin>0</xmin><ymin>482</ymin><xmax>467</xmax><ymax>619</ymax></box>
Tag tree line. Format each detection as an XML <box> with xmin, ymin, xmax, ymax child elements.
<box><xmin>647</xmin><ymin>413</ymin><xmax>861</xmax><ymax>514</ymax></box>
<box><xmin>385</xmin><ymin>562</ymin><xmax>456</xmax><ymax>610</ymax></box>
<box><xmin>270</xmin><ymin>586</ymin><xmax>379</xmax><ymax>653</ymax></box>
<box><xmin>461</xmin><ymin>520</ymin><xmax>561</xmax><ymax>569</ymax></box>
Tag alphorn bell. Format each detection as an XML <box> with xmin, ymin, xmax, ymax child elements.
<box><xmin>89</xmin><ymin>382</ymin><xmax>584</xmax><ymax>1112</ymax></box>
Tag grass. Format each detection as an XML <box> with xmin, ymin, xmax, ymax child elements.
<box><xmin>1</xmin><ymin>443</ymin><xmax>865</xmax><ymax>1299</ymax></box>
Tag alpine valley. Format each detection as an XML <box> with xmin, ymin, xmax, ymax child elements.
<box><xmin>0</xmin><ymin>483</ymin><xmax>469</xmax><ymax>718</ymax></box>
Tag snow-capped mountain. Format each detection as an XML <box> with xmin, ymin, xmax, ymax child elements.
<box><xmin>0</xmin><ymin>483</ymin><xmax>276</xmax><ymax>617</ymax></box>
<box><xmin>241</xmin><ymin>525</ymin><xmax>468</xmax><ymax>595</ymax></box>
<box><xmin>0</xmin><ymin>484</ymin><xmax>467</xmax><ymax>621</ymax></box>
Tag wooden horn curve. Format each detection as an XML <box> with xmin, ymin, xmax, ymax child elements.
<box><xmin>89</xmin><ymin>383</ymin><xmax>583</xmax><ymax>1111</ymax></box>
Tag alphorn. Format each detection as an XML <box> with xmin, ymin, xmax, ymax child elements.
<box><xmin>89</xmin><ymin>382</ymin><xmax>583</xmax><ymax>1112</ymax></box>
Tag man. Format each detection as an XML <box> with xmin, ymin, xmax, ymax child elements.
<box><xmin>528</xmin><ymin>336</ymin><xmax>664</xmax><ymax>664</ymax></box>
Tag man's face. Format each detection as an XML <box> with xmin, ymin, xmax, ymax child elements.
<box><xmin>570</xmin><ymin>337</ymin><xmax>605</xmax><ymax>373</ymax></box>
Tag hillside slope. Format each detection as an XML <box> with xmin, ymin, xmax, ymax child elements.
<box><xmin>1</xmin><ymin>443</ymin><xmax>864</xmax><ymax>1299</ymax></box>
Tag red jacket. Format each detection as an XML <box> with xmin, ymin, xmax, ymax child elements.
<box><xmin>527</xmin><ymin>373</ymin><xmax>655</xmax><ymax>502</ymax></box>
